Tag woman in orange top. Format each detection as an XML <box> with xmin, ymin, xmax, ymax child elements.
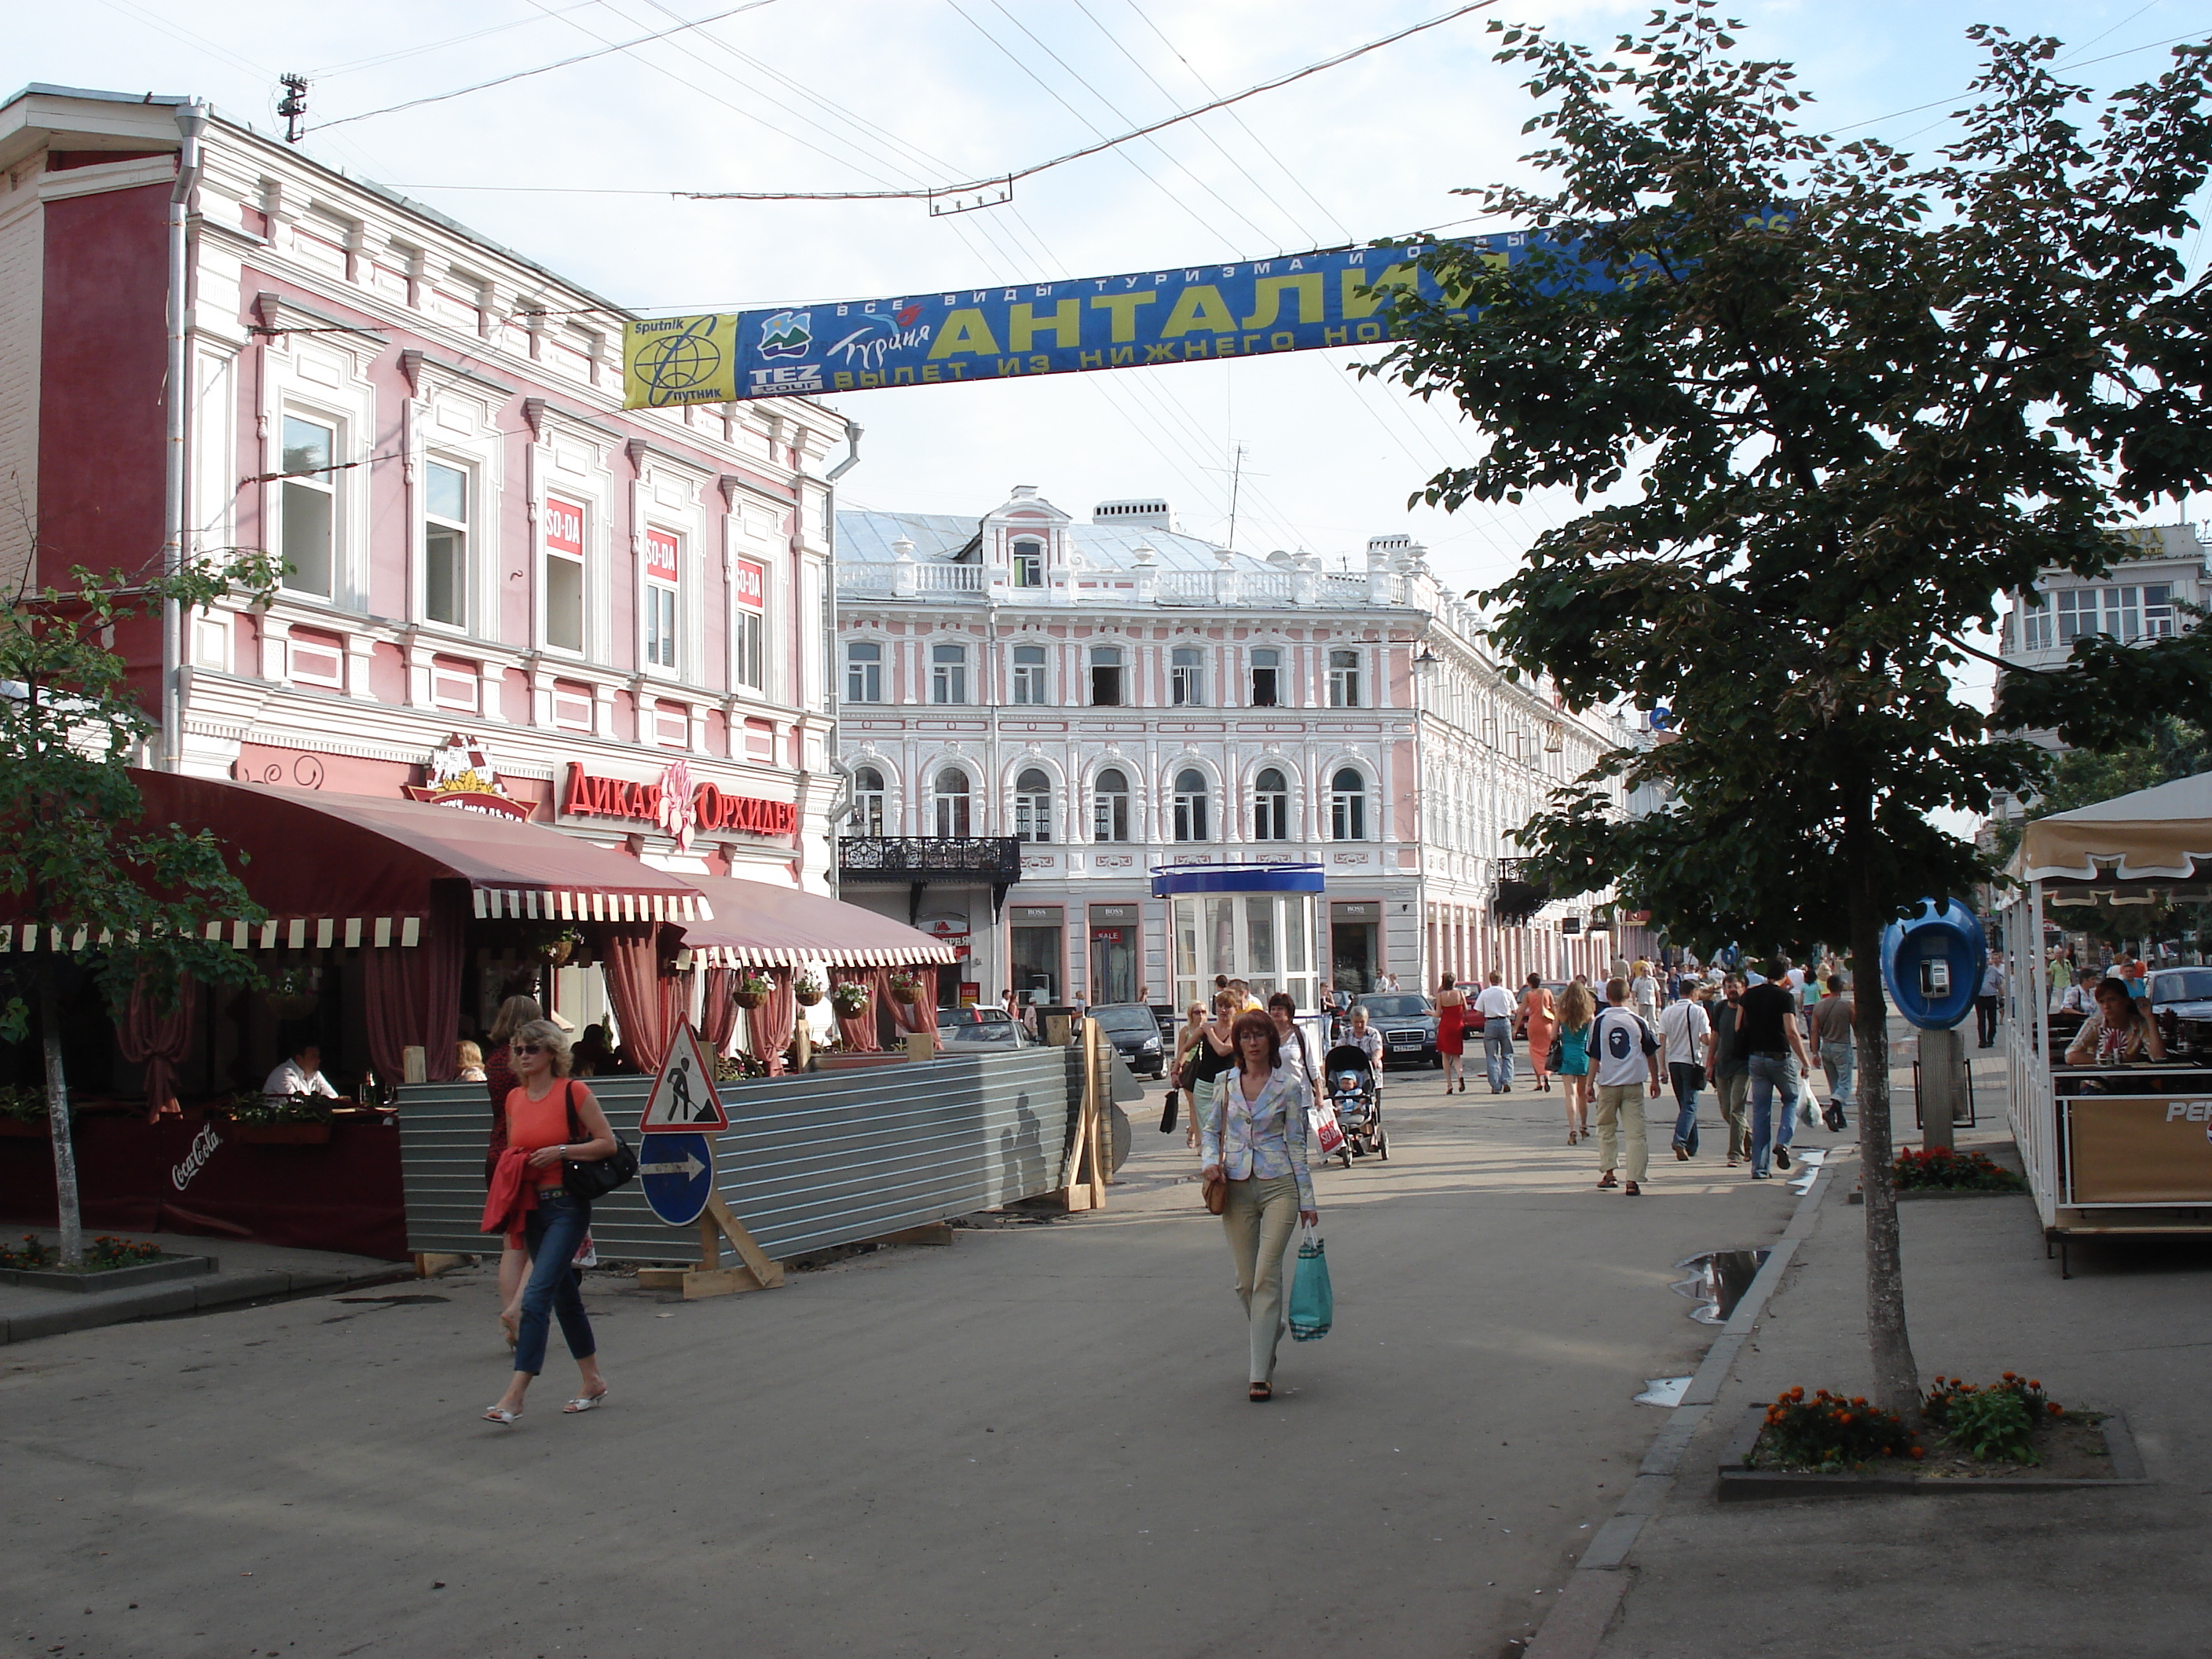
<box><xmin>483</xmin><ymin>1020</ymin><xmax>617</xmax><ymax>1426</ymax></box>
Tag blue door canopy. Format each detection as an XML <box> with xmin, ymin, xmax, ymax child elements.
<box><xmin>1151</xmin><ymin>862</ymin><xmax>1326</xmax><ymax>898</ymax></box>
<box><xmin>1881</xmin><ymin>899</ymin><xmax>1987</xmax><ymax>1031</ymax></box>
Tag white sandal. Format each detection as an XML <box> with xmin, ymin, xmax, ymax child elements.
<box><xmin>562</xmin><ymin>1390</ymin><xmax>610</xmax><ymax>1414</ymax></box>
<box><xmin>482</xmin><ymin>1404</ymin><xmax>522</xmax><ymax>1425</ymax></box>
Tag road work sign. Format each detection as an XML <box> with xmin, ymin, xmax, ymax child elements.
<box><xmin>638</xmin><ymin>1023</ymin><xmax>727</xmax><ymax>1133</ymax></box>
<box><xmin>639</xmin><ymin>1130</ymin><xmax>716</xmax><ymax>1228</ymax></box>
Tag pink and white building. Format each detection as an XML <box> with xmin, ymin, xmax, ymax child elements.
<box><xmin>0</xmin><ymin>83</ymin><xmax>851</xmax><ymax>918</ymax></box>
<box><xmin>833</xmin><ymin>487</ymin><xmax>1639</xmax><ymax>1011</ymax></box>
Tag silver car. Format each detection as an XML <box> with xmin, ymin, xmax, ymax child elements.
<box><xmin>940</xmin><ymin>1009</ymin><xmax>1032</xmax><ymax>1049</ymax></box>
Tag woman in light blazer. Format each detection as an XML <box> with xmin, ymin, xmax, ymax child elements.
<box><xmin>1200</xmin><ymin>1011</ymin><xmax>1320</xmax><ymax>1402</ymax></box>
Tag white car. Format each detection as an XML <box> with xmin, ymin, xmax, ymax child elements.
<box><xmin>940</xmin><ymin>1009</ymin><xmax>1032</xmax><ymax>1049</ymax></box>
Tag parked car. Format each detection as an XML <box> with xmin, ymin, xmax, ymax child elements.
<box><xmin>1088</xmin><ymin>1002</ymin><xmax>1166</xmax><ymax>1077</ymax></box>
<box><xmin>1353</xmin><ymin>992</ymin><xmax>1439</xmax><ymax>1068</ymax></box>
<box><xmin>941</xmin><ymin>1008</ymin><xmax>1031</xmax><ymax>1049</ymax></box>
<box><xmin>2147</xmin><ymin>967</ymin><xmax>2212</xmax><ymax>1019</ymax></box>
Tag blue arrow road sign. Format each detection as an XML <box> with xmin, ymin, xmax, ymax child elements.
<box><xmin>638</xmin><ymin>1130</ymin><xmax>715</xmax><ymax>1228</ymax></box>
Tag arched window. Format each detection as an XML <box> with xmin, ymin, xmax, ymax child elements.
<box><xmin>1170</xmin><ymin>646</ymin><xmax>1205</xmax><ymax>706</ymax></box>
<box><xmin>1173</xmin><ymin>768</ymin><xmax>1210</xmax><ymax>843</ymax></box>
<box><xmin>1252</xmin><ymin>767</ymin><xmax>1290</xmax><ymax>841</ymax></box>
<box><xmin>934</xmin><ymin>767</ymin><xmax>972</xmax><ymax>837</ymax></box>
<box><xmin>1014</xmin><ymin>767</ymin><xmax>1053</xmax><ymax>842</ymax></box>
<box><xmin>1093</xmin><ymin>768</ymin><xmax>1130</xmax><ymax>843</ymax></box>
<box><xmin>852</xmin><ymin>766</ymin><xmax>885</xmax><ymax>837</ymax></box>
<box><xmin>1330</xmin><ymin>767</ymin><xmax>1368</xmax><ymax>840</ymax></box>
<box><xmin>1012</xmin><ymin>539</ymin><xmax>1044</xmax><ymax>588</ymax></box>
<box><xmin>1328</xmin><ymin>648</ymin><xmax>1362</xmax><ymax>708</ymax></box>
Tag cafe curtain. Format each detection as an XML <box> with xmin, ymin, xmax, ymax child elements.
<box><xmin>362</xmin><ymin>888</ymin><xmax>465</xmax><ymax>1083</ymax></box>
<box><xmin>830</xmin><ymin>967</ymin><xmax>880</xmax><ymax>1052</ymax></box>
<box><xmin>601</xmin><ymin>922</ymin><xmax>680</xmax><ymax>1074</ymax></box>
<box><xmin>698</xmin><ymin>966</ymin><xmax>740</xmax><ymax>1056</ymax></box>
<box><xmin>118</xmin><ymin>975</ymin><xmax>196</xmax><ymax>1122</ymax></box>
<box><xmin>884</xmin><ymin>966</ymin><xmax>939</xmax><ymax>1046</ymax></box>
<box><xmin>749</xmin><ymin>969</ymin><xmax>797</xmax><ymax>1075</ymax></box>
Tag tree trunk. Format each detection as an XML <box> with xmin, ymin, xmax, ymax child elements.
<box><xmin>39</xmin><ymin>977</ymin><xmax>83</xmax><ymax>1268</ymax></box>
<box><xmin>1844</xmin><ymin>786</ymin><xmax>1918</xmax><ymax>1416</ymax></box>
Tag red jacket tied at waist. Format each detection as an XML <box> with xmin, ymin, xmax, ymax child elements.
<box><xmin>481</xmin><ymin>1146</ymin><xmax>541</xmax><ymax>1242</ymax></box>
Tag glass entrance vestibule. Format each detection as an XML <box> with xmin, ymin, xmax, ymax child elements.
<box><xmin>1156</xmin><ymin>862</ymin><xmax>1324</xmax><ymax>1015</ymax></box>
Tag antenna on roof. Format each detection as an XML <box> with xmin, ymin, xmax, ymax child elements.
<box><xmin>277</xmin><ymin>75</ymin><xmax>309</xmax><ymax>145</ymax></box>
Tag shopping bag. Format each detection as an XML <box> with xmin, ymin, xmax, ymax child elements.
<box><xmin>1310</xmin><ymin>1100</ymin><xmax>1347</xmax><ymax>1159</ymax></box>
<box><xmin>1288</xmin><ymin>1229</ymin><xmax>1333</xmax><ymax>1342</ymax></box>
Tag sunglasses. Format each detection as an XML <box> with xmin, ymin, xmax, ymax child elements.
<box><xmin>512</xmin><ymin>1043</ymin><xmax>545</xmax><ymax>1056</ymax></box>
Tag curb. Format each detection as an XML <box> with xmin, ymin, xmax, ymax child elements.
<box><xmin>0</xmin><ymin>1258</ymin><xmax>412</xmax><ymax>1346</ymax></box>
<box><xmin>1524</xmin><ymin>1153</ymin><xmax>1837</xmax><ymax>1659</ymax></box>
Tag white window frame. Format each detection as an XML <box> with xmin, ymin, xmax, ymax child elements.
<box><xmin>1172</xmin><ymin>768</ymin><xmax>1211</xmax><ymax>843</ymax></box>
<box><xmin>1329</xmin><ymin>767</ymin><xmax>1370</xmax><ymax>840</ymax></box>
<box><xmin>934</xmin><ymin>767</ymin><xmax>974</xmax><ymax>837</ymax></box>
<box><xmin>1328</xmin><ymin>648</ymin><xmax>1363</xmax><ymax>709</ymax></box>
<box><xmin>846</xmin><ymin>640</ymin><xmax>884</xmax><ymax>704</ymax></box>
<box><xmin>540</xmin><ymin>493</ymin><xmax>592</xmax><ymax>657</ymax></box>
<box><xmin>1170</xmin><ymin>646</ymin><xmax>1205</xmax><ymax>707</ymax></box>
<box><xmin>851</xmin><ymin>765</ymin><xmax>888</xmax><ymax>837</ymax></box>
<box><xmin>1011</xmin><ymin>643</ymin><xmax>1049</xmax><ymax>705</ymax></box>
<box><xmin>1090</xmin><ymin>644</ymin><xmax>1126</xmax><ymax>707</ymax></box>
<box><xmin>1013</xmin><ymin>768</ymin><xmax>1053</xmax><ymax>842</ymax></box>
<box><xmin>1012</xmin><ymin>538</ymin><xmax>1044</xmax><ymax>588</ymax></box>
<box><xmin>643</xmin><ymin>526</ymin><xmax>683</xmax><ymax>676</ymax></box>
<box><xmin>931</xmin><ymin>642</ymin><xmax>969</xmax><ymax>705</ymax></box>
<box><xmin>420</xmin><ymin>454</ymin><xmax>474</xmax><ymax>631</ymax></box>
<box><xmin>733</xmin><ymin>555</ymin><xmax>767</xmax><ymax>693</ymax></box>
<box><xmin>1250</xmin><ymin>646</ymin><xmax>1282</xmax><ymax>707</ymax></box>
<box><xmin>1093</xmin><ymin>768</ymin><xmax>1131</xmax><ymax>843</ymax></box>
<box><xmin>276</xmin><ymin>408</ymin><xmax>341</xmax><ymax>601</ymax></box>
<box><xmin>1253</xmin><ymin>767</ymin><xmax>1291</xmax><ymax>841</ymax></box>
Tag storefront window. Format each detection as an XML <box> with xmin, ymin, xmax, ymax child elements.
<box><xmin>1169</xmin><ymin>890</ymin><xmax>1319</xmax><ymax>1013</ymax></box>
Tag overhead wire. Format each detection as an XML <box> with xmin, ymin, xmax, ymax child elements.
<box><xmin>307</xmin><ymin>0</ymin><xmax>786</xmax><ymax>131</ymax></box>
<box><xmin>309</xmin><ymin>1</ymin><xmax>612</xmax><ymax>78</ymax></box>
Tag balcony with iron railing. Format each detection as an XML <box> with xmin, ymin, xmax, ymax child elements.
<box><xmin>837</xmin><ymin>836</ymin><xmax>1024</xmax><ymax>884</ymax></box>
<box><xmin>1492</xmin><ymin>857</ymin><xmax>1551</xmax><ymax>925</ymax></box>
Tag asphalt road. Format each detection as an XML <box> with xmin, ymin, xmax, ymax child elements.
<box><xmin>2</xmin><ymin>1068</ymin><xmax>1820</xmax><ymax>1659</ymax></box>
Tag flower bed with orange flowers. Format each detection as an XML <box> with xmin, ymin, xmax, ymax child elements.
<box><xmin>1724</xmin><ymin>1373</ymin><xmax>2130</xmax><ymax>1494</ymax></box>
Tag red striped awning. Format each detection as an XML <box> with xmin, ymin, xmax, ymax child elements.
<box><xmin>0</xmin><ymin>771</ymin><xmax>712</xmax><ymax>950</ymax></box>
<box><xmin>678</xmin><ymin>873</ymin><xmax>955</xmax><ymax>969</ymax></box>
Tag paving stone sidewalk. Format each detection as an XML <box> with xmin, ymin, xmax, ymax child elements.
<box><xmin>1584</xmin><ymin>1063</ymin><xmax>2212</xmax><ymax>1659</ymax></box>
<box><xmin>0</xmin><ymin>1229</ymin><xmax>410</xmax><ymax>1344</ymax></box>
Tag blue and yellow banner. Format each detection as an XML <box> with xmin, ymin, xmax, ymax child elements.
<box><xmin>623</xmin><ymin>230</ymin><xmax>1606</xmax><ymax>408</ymax></box>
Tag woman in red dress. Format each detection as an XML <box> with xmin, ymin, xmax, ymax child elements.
<box><xmin>1435</xmin><ymin>973</ymin><xmax>1469</xmax><ymax>1094</ymax></box>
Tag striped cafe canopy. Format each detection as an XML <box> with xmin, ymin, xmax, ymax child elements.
<box><xmin>1</xmin><ymin>770</ymin><xmax>712</xmax><ymax>954</ymax></box>
<box><xmin>678</xmin><ymin>872</ymin><xmax>956</xmax><ymax>969</ymax></box>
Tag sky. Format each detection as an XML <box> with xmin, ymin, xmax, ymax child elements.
<box><xmin>11</xmin><ymin>0</ymin><xmax>2212</xmax><ymax>613</ymax></box>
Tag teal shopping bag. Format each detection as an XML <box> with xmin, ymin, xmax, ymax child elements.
<box><xmin>1287</xmin><ymin>1229</ymin><xmax>1333</xmax><ymax>1342</ymax></box>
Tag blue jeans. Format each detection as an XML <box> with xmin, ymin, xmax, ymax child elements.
<box><xmin>1483</xmin><ymin>1018</ymin><xmax>1514</xmax><ymax>1091</ymax></box>
<box><xmin>515</xmin><ymin>1192</ymin><xmax>595</xmax><ymax>1376</ymax></box>
<box><xmin>1747</xmin><ymin>1052</ymin><xmax>1800</xmax><ymax>1176</ymax></box>
<box><xmin>1668</xmin><ymin>1061</ymin><xmax>1702</xmax><ymax>1155</ymax></box>
<box><xmin>1820</xmin><ymin>1040</ymin><xmax>1855</xmax><ymax>1115</ymax></box>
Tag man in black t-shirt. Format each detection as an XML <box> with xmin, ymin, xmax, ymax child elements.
<box><xmin>1738</xmin><ymin>960</ymin><xmax>1816</xmax><ymax>1179</ymax></box>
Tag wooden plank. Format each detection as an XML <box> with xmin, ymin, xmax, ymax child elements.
<box><xmin>698</xmin><ymin>1214</ymin><xmax>722</xmax><ymax>1269</ymax></box>
<box><xmin>706</xmin><ymin>1191</ymin><xmax>786</xmax><ymax>1289</ymax></box>
<box><xmin>874</xmin><ymin>1222</ymin><xmax>956</xmax><ymax>1247</ymax></box>
<box><xmin>679</xmin><ymin>1265</ymin><xmax>774</xmax><ymax>1299</ymax></box>
<box><xmin>635</xmin><ymin>1265</ymin><xmax>688</xmax><ymax>1291</ymax></box>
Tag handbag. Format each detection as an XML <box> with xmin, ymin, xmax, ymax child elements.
<box><xmin>1287</xmin><ymin>1227</ymin><xmax>1332</xmax><ymax>1342</ymax></box>
<box><xmin>1201</xmin><ymin>1168</ymin><xmax>1229</xmax><ymax>1214</ymax></box>
<box><xmin>1547</xmin><ymin>1035</ymin><xmax>1565</xmax><ymax>1071</ymax></box>
<box><xmin>562</xmin><ymin>1082</ymin><xmax>639</xmax><ymax>1201</ymax></box>
<box><xmin>1159</xmin><ymin>1091</ymin><xmax>1180</xmax><ymax>1133</ymax></box>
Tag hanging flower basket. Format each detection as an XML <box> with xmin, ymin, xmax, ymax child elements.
<box><xmin>793</xmin><ymin>975</ymin><xmax>826</xmax><ymax>1007</ymax></box>
<box><xmin>888</xmin><ymin>971</ymin><xmax>923</xmax><ymax>1005</ymax></box>
<box><xmin>732</xmin><ymin>972</ymin><xmax>774</xmax><ymax>1011</ymax></box>
<box><xmin>264</xmin><ymin>991</ymin><xmax>318</xmax><ymax>1021</ymax></box>
<box><xmin>830</xmin><ymin>982</ymin><xmax>870</xmax><ymax>1018</ymax></box>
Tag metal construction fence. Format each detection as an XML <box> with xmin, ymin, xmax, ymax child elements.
<box><xmin>396</xmin><ymin>1046</ymin><xmax>1084</xmax><ymax>1264</ymax></box>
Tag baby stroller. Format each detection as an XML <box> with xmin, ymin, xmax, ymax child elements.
<box><xmin>1323</xmin><ymin>1044</ymin><xmax>1387</xmax><ymax>1166</ymax></box>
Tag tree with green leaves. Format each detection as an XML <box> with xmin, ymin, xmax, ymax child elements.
<box><xmin>1374</xmin><ymin>6</ymin><xmax>2212</xmax><ymax>1412</ymax></box>
<box><xmin>2</xmin><ymin>555</ymin><xmax>276</xmax><ymax>1265</ymax></box>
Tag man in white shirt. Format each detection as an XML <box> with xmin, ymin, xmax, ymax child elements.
<box><xmin>1591</xmin><ymin>977</ymin><xmax>1663</xmax><ymax>1194</ymax></box>
<box><xmin>263</xmin><ymin>1043</ymin><xmax>341</xmax><ymax>1102</ymax></box>
<box><xmin>1659</xmin><ymin>986</ymin><xmax>1713</xmax><ymax>1159</ymax></box>
<box><xmin>1474</xmin><ymin>971</ymin><xmax>1519</xmax><ymax>1093</ymax></box>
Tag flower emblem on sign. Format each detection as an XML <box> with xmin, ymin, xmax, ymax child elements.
<box><xmin>657</xmin><ymin>759</ymin><xmax>696</xmax><ymax>851</ymax></box>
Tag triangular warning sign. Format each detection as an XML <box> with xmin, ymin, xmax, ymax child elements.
<box><xmin>639</xmin><ymin>1022</ymin><xmax>727</xmax><ymax>1133</ymax></box>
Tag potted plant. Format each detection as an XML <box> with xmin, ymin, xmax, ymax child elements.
<box><xmin>0</xmin><ymin>1086</ymin><xmax>48</xmax><ymax>1138</ymax></box>
<box><xmin>539</xmin><ymin>925</ymin><xmax>583</xmax><ymax>967</ymax></box>
<box><xmin>225</xmin><ymin>1090</ymin><xmax>335</xmax><ymax>1144</ymax></box>
<box><xmin>830</xmin><ymin>980</ymin><xmax>871</xmax><ymax>1019</ymax></box>
<box><xmin>732</xmin><ymin>971</ymin><xmax>774</xmax><ymax>1011</ymax></box>
<box><xmin>793</xmin><ymin>973</ymin><xmax>826</xmax><ymax>1007</ymax></box>
<box><xmin>263</xmin><ymin>964</ymin><xmax>319</xmax><ymax>1022</ymax></box>
<box><xmin>887</xmin><ymin>971</ymin><xmax>923</xmax><ymax>1005</ymax></box>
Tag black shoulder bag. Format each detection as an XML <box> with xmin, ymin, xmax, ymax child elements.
<box><xmin>562</xmin><ymin>1080</ymin><xmax>639</xmax><ymax>1201</ymax></box>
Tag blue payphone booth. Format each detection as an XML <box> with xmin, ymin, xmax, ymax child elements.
<box><xmin>1881</xmin><ymin>899</ymin><xmax>1987</xmax><ymax>1031</ymax></box>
